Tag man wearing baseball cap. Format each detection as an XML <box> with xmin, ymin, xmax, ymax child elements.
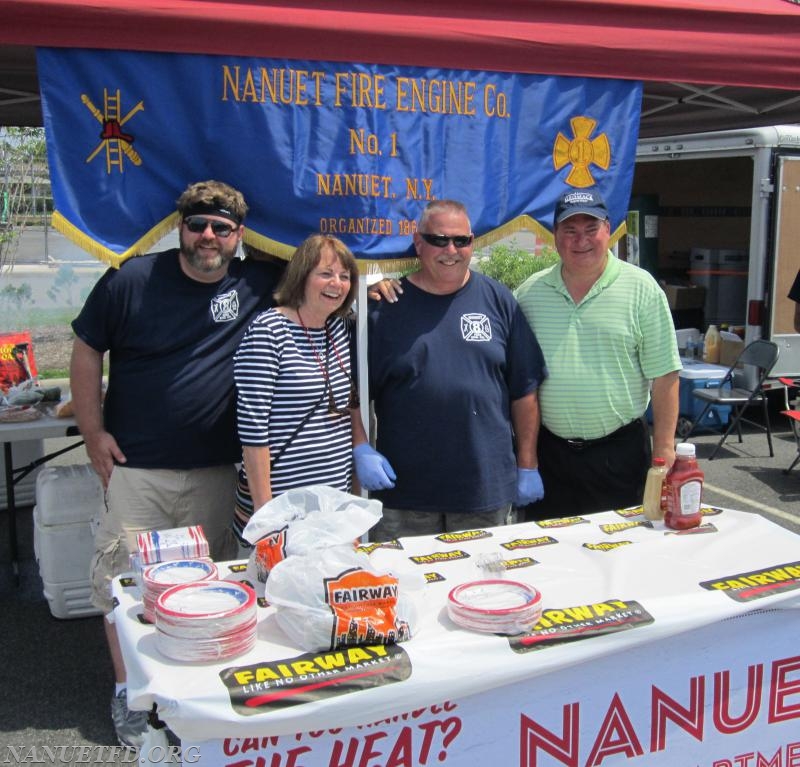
<box><xmin>514</xmin><ymin>187</ymin><xmax>680</xmax><ymax>518</ymax></box>
<box><xmin>553</xmin><ymin>189</ymin><xmax>610</xmax><ymax>224</ymax></box>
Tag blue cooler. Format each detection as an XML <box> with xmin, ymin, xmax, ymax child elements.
<box><xmin>679</xmin><ymin>360</ymin><xmax>732</xmax><ymax>431</ymax></box>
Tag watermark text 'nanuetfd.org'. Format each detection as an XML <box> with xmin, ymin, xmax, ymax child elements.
<box><xmin>1</xmin><ymin>744</ymin><xmax>198</xmax><ymax>764</ymax></box>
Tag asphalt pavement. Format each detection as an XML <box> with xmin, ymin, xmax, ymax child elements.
<box><xmin>1</xmin><ymin>398</ymin><xmax>799</xmax><ymax>765</ymax></box>
<box><xmin>687</xmin><ymin>391</ymin><xmax>800</xmax><ymax>536</ymax></box>
<box><xmin>1</xmin><ymin>520</ymin><xmax>120</xmax><ymax>764</ymax></box>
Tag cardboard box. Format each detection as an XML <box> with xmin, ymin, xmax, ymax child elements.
<box><xmin>719</xmin><ymin>335</ymin><xmax>744</xmax><ymax>368</ymax></box>
<box><xmin>662</xmin><ymin>284</ymin><xmax>706</xmax><ymax>311</ymax></box>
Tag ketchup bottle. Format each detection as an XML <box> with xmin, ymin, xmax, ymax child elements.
<box><xmin>664</xmin><ymin>443</ymin><xmax>704</xmax><ymax>530</ymax></box>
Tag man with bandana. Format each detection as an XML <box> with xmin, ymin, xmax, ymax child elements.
<box><xmin>70</xmin><ymin>180</ymin><xmax>284</xmax><ymax>748</ymax></box>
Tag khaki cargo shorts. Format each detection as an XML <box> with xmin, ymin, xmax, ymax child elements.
<box><xmin>90</xmin><ymin>464</ymin><xmax>238</xmax><ymax>613</ymax></box>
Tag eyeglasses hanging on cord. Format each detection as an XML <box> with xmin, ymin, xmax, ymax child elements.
<box><xmin>324</xmin><ymin>327</ymin><xmax>359</xmax><ymax>416</ymax></box>
<box><xmin>297</xmin><ymin>310</ymin><xmax>359</xmax><ymax>417</ymax></box>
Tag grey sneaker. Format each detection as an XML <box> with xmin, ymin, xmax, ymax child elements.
<box><xmin>111</xmin><ymin>689</ymin><xmax>149</xmax><ymax>749</ymax></box>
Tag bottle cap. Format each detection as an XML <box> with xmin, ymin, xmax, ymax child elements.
<box><xmin>652</xmin><ymin>457</ymin><xmax>666</xmax><ymax>466</ymax></box>
<box><xmin>675</xmin><ymin>443</ymin><xmax>696</xmax><ymax>457</ymax></box>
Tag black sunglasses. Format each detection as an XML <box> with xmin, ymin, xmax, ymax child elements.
<box><xmin>419</xmin><ymin>232</ymin><xmax>474</xmax><ymax>249</ymax></box>
<box><xmin>183</xmin><ymin>216</ymin><xmax>238</xmax><ymax>238</ymax></box>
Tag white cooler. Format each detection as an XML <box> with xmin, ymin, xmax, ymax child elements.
<box><xmin>33</xmin><ymin>464</ymin><xmax>104</xmax><ymax>619</ymax></box>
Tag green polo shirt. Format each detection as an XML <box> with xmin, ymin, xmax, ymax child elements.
<box><xmin>514</xmin><ymin>252</ymin><xmax>680</xmax><ymax>440</ymax></box>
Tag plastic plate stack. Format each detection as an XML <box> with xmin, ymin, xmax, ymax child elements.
<box><xmin>154</xmin><ymin>580</ymin><xmax>257</xmax><ymax>662</ymax></box>
<box><xmin>447</xmin><ymin>580</ymin><xmax>543</xmax><ymax>635</ymax></box>
<box><xmin>141</xmin><ymin>559</ymin><xmax>219</xmax><ymax>623</ymax></box>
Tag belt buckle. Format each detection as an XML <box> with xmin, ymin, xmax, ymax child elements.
<box><xmin>566</xmin><ymin>438</ymin><xmax>586</xmax><ymax>450</ymax></box>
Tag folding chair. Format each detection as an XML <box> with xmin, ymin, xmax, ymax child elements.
<box><xmin>684</xmin><ymin>339</ymin><xmax>780</xmax><ymax>460</ymax></box>
<box><xmin>781</xmin><ymin>411</ymin><xmax>800</xmax><ymax>474</ymax></box>
<box><xmin>779</xmin><ymin>377</ymin><xmax>800</xmax><ymax>475</ymax></box>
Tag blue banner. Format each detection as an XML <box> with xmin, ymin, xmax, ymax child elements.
<box><xmin>37</xmin><ymin>48</ymin><xmax>642</xmax><ymax>268</ymax></box>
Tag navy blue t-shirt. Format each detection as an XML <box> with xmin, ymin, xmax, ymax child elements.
<box><xmin>71</xmin><ymin>250</ymin><xmax>283</xmax><ymax>468</ymax></box>
<box><xmin>368</xmin><ymin>272</ymin><xmax>546</xmax><ymax>513</ymax></box>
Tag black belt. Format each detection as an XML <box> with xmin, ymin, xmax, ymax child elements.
<box><xmin>544</xmin><ymin>418</ymin><xmax>644</xmax><ymax>451</ymax></box>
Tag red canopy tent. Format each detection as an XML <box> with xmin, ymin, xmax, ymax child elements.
<box><xmin>1</xmin><ymin>0</ymin><xmax>800</xmax><ymax>134</ymax></box>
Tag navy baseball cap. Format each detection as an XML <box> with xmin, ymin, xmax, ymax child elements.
<box><xmin>554</xmin><ymin>189</ymin><xmax>609</xmax><ymax>226</ymax></box>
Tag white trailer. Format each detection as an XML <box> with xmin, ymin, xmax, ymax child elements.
<box><xmin>632</xmin><ymin>124</ymin><xmax>800</xmax><ymax>381</ymax></box>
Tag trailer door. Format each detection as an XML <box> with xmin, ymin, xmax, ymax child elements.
<box><xmin>769</xmin><ymin>155</ymin><xmax>800</xmax><ymax>379</ymax></box>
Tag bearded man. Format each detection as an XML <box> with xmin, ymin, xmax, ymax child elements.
<box><xmin>70</xmin><ymin>180</ymin><xmax>284</xmax><ymax>748</ymax></box>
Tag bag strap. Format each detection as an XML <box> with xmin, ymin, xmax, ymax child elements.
<box><xmin>270</xmin><ymin>327</ymin><xmax>332</xmax><ymax>470</ymax></box>
<box><xmin>271</xmin><ymin>315</ymin><xmax>357</xmax><ymax>470</ymax></box>
<box><xmin>270</xmin><ymin>387</ymin><xmax>326</xmax><ymax>470</ymax></box>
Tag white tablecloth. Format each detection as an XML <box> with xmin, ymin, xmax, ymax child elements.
<box><xmin>113</xmin><ymin>507</ymin><xmax>800</xmax><ymax>746</ymax></box>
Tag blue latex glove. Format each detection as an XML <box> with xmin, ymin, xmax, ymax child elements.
<box><xmin>353</xmin><ymin>443</ymin><xmax>397</xmax><ymax>491</ymax></box>
<box><xmin>516</xmin><ymin>468</ymin><xmax>544</xmax><ymax>505</ymax></box>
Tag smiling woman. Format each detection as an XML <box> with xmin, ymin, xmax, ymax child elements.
<box><xmin>232</xmin><ymin>234</ymin><xmax>394</xmax><ymax>542</ymax></box>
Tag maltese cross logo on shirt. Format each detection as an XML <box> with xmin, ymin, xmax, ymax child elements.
<box><xmin>461</xmin><ymin>313</ymin><xmax>492</xmax><ymax>342</ymax></box>
<box><xmin>211</xmin><ymin>290</ymin><xmax>240</xmax><ymax>323</ymax></box>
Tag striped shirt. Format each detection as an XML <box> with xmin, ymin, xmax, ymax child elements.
<box><xmin>514</xmin><ymin>252</ymin><xmax>680</xmax><ymax>440</ymax></box>
<box><xmin>233</xmin><ymin>309</ymin><xmax>353</xmax><ymax>531</ymax></box>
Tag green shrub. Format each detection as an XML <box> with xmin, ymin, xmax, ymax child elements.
<box><xmin>0</xmin><ymin>282</ymin><xmax>34</xmax><ymax>312</ymax></box>
<box><xmin>477</xmin><ymin>242</ymin><xmax>560</xmax><ymax>290</ymax></box>
<box><xmin>38</xmin><ymin>367</ymin><xmax>69</xmax><ymax>380</ymax></box>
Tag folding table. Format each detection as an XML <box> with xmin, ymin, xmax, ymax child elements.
<box><xmin>1</xmin><ymin>412</ymin><xmax>82</xmax><ymax>578</ymax></box>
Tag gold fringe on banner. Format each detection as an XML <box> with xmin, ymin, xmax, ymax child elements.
<box><xmin>243</xmin><ymin>232</ymin><xmax>419</xmax><ymax>274</ymax></box>
<box><xmin>474</xmin><ymin>215</ymin><xmax>554</xmax><ymax>252</ymax></box>
<box><xmin>475</xmin><ymin>216</ymin><xmax>627</xmax><ymax>253</ymax></box>
<box><xmin>50</xmin><ymin>211</ymin><xmax>628</xmax><ymax>271</ymax></box>
<box><xmin>51</xmin><ymin>211</ymin><xmax>182</xmax><ymax>269</ymax></box>
<box><xmin>610</xmin><ymin>223</ymin><xmax>627</xmax><ymax>246</ymax></box>
<box><xmin>348</xmin><ymin>216</ymin><xmax>629</xmax><ymax>278</ymax></box>
<box><xmin>356</xmin><ymin>256</ymin><xmax>419</xmax><ymax>276</ymax></box>
<box><xmin>243</xmin><ymin>230</ymin><xmax>294</xmax><ymax>262</ymax></box>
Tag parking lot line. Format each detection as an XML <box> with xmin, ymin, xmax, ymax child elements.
<box><xmin>705</xmin><ymin>481</ymin><xmax>798</xmax><ymax>524</ymax></box>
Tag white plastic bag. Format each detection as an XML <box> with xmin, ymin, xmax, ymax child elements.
<box><xmin>264</xmin><ymin>545</ymin><xmax>417</xmax><ymax>652</ymax></box>
<box><xmin>242</xmin><ymin>485</ymin><xmax>382</xmax><ymax>592</ymax></box>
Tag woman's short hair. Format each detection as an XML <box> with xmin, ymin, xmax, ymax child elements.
<box><xmin>274</xmin><ymin>235</ymin><xmax>358</xmax><ymax>318</ymax></box>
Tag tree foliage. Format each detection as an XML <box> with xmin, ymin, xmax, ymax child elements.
<box><xmin>478</xmin><ymin>241</ymin><xmax>560</xmax><ymax>290</ymax></box>
<box><xmin>0</xmin><ymin>127</ymin><xmax>49</xmax><ymax>269</ymax></box>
